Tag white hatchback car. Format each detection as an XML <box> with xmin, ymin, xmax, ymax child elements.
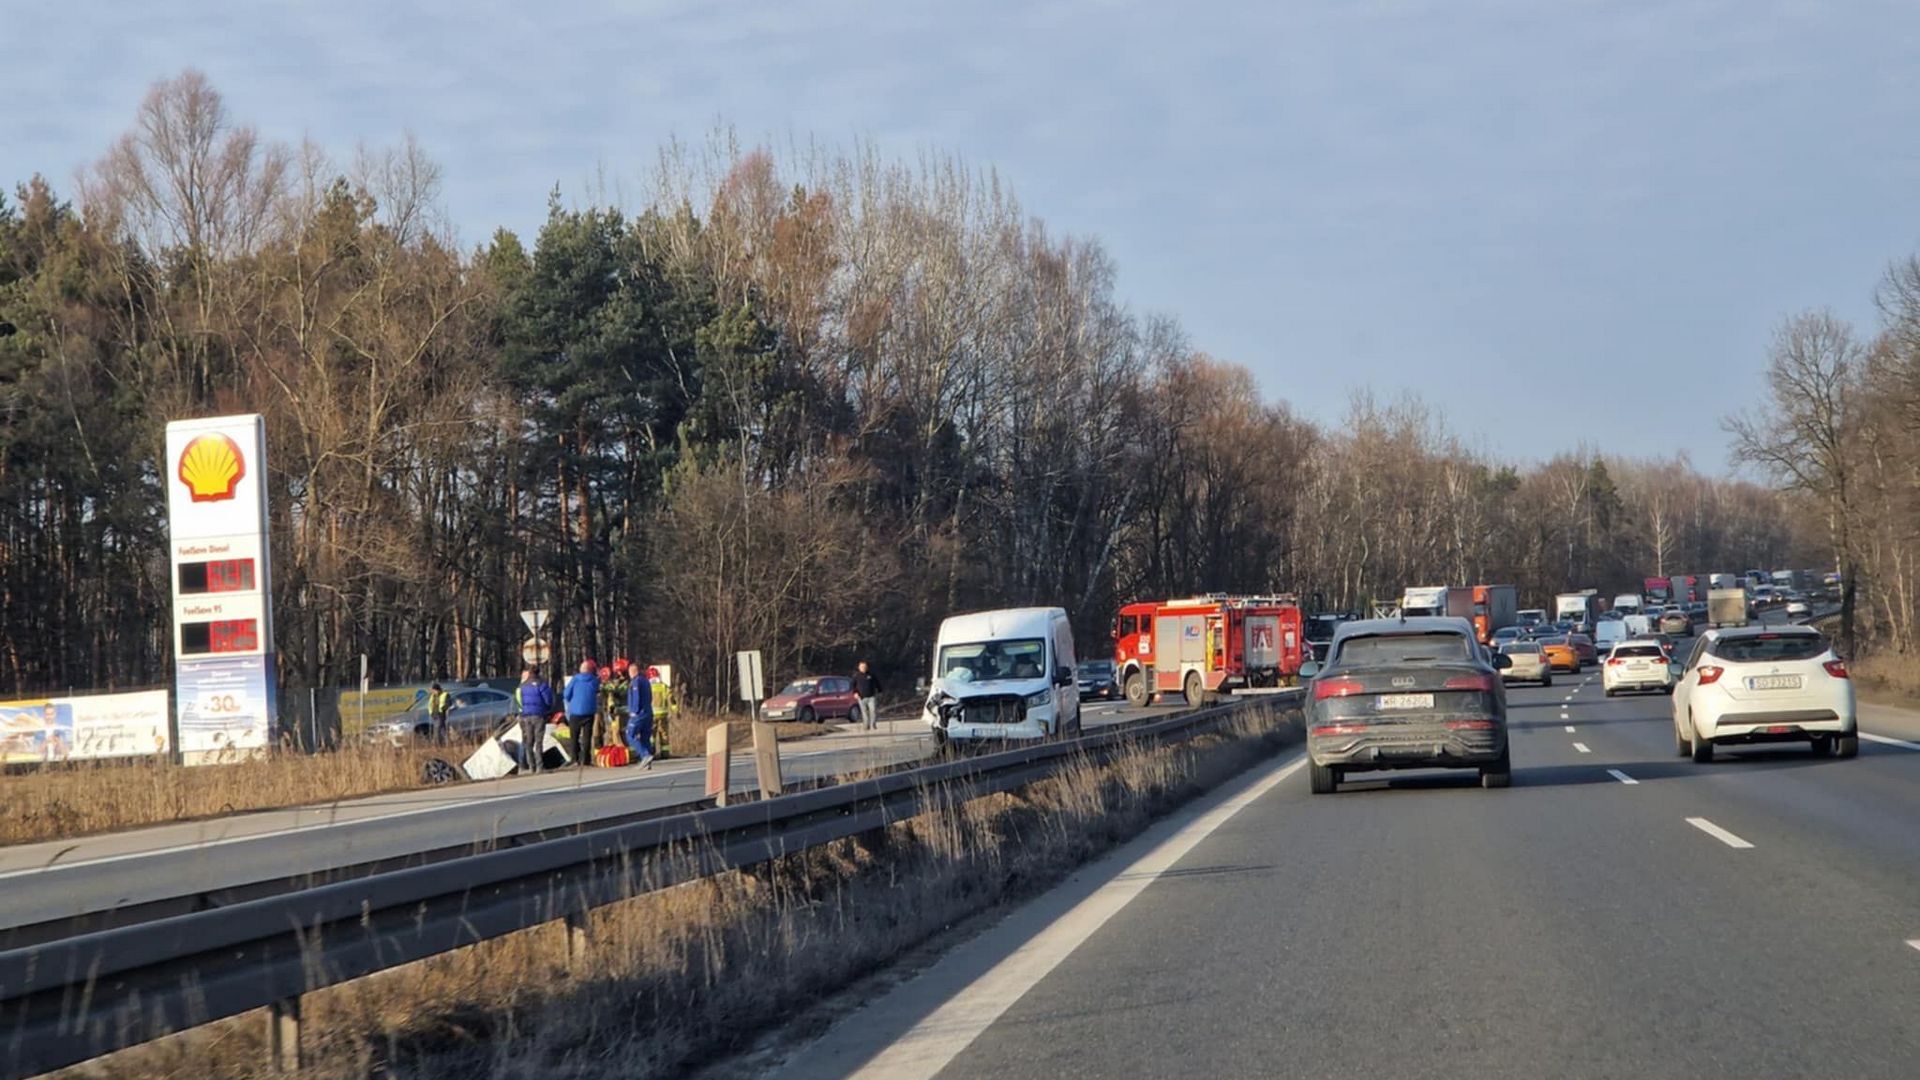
<box><xmin>1602</xmin><ymin>640</ymin><xmax>1672</xmax><ymax>696</ymax></box>
<box><xmin>1671</xmin><ymin>626</ymin><xmax>1857</xmax><ymax>762</ymax></box>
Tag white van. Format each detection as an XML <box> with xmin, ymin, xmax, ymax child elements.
<box><xmin>923</xmin><ymin>607</ymin><xmax>1082</xmax><ymax>744</ymax></box>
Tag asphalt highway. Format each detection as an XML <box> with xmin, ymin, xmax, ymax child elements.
<box><xmin>774</xmin><ymin>656</ymin><xmax>1920</xmax><ymax>1080</ymax></box>
<box><xmin>0</xmin><ymin>695</ymin><xmax>1173</xmax><ymax>939</ymax></box>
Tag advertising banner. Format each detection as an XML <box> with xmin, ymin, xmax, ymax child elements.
<box><xmin>338</xmin><ymin>684</ymin><xmax>435</xmax><ymax>737</ymax></box>
<box><xmin>177</xmin><ymin>655</ymin><xmax>274</xmax><ymax>764</ymax></box>
<box><xmin>0</xmin><ymin>690</ymin><xmax>171</xmax><ymax>763</ymax></box>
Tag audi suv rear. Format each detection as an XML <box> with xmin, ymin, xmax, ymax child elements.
<box><xmin>1303</xmin><ymin>617</ymin><xmax>1512</xmax><ymax>793</ymax></box>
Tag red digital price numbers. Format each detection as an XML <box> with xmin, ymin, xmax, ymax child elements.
<box><xmin>178</xmin><ymin>558</ymin><xmax>256</xmax><ymax>595</ymax></box>
<box><xmin>181</xmin><ymin>618</ymin><xmax>260</xmax><ymax>656</ymax></box>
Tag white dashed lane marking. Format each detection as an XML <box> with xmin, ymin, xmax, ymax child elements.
<box><xmin>1687</xmin><ymin>817</ymin><xmax>1755</xmax><ymax>850</ymax></box>
<box><xmin>1573</xmin><ymin>742</ymin><xmax>1591</xmax><ymax>754</ymax></box>
<box><xmin>1607</xmin><ymin>769</ymin><xmax>1639</xmax><ymax>785</ymax></box>
<box><xmin>1564</xmin><ymin>725</ymin><xmax>1576</xmax><ymax>733</ymax></box>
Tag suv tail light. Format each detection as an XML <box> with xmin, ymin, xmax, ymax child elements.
<box><xmin>1313</xmin><ymin>677</ymin><xmax>1364</xmax><ymax>700</ymax></box>
<box><xmin>1442</xmin><ymin>674</ymin><xmax>1495</xmax><ymax>691</ymax></box>
<box><xmin>1697</xmin><ymin>665</ymin><xmax>1724</xmax><ymax>686</ymax></box>
<box><xmin>1823</xmin><ymin>659</ymin><xmax>1849</xmax><ymax>679</ymax></box>
<box><xmin>1606</xmin><ymin>658</ymin><xmax>1623</xmax><ymax>666</ymax></box>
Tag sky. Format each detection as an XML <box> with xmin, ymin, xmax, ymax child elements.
<box><xmin>8</xmin><ymin>0</ymin><xmax>1920</xmax><ymax>474</ymax></box>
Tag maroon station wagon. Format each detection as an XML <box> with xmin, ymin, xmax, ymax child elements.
<box><xmin>760</xmin><ymin>675</ymin><xmax>861</xmax><ymax>723</ymax></box>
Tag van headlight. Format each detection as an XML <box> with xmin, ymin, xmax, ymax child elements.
<box><xmin>1025</xmin><ymin>689</ymin><xmax>1053</xmax><ymax>708</ymax></box>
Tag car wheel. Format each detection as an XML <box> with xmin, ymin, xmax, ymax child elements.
<box><xmin>1690</xmin><ymin>719</ymin><xmax>1714</xmax><ymax>763</ymax></box>
<box><xmin>796</xmin><ymin>705</ymin><xmax>814</xmax><ymax>724</ymax></box>
<box><xmin>847</xmin><ymin>704</ymin><xmax>861</xmax><ymax>723</ymax></box>
<box><xmin>1836</xmin><ymin>733</ymin><xmax>1859</xmax><ymax>759</ymax></box>
<box><xmin>1480</xmin><ymin>750</ymin><xmax>1512</xmax><ymax>789</ymax></box>
<box><xmin>1542</xmin><ymin>674</ymin><xmax>1553</xmax><ymax>688</ymax></box>
<box><xmin>1183</xmin><ymin>672</ymin><xmax>1204</xmax><ymax>708</ymax></box>
<box><xmin>1674</xmin><ymin>721</ymin><xmax>1691</xmax><ymax>758</ymax></box>
<box><xmin>1309</xmin><ymin>760</ymin><xmax>1338</xmax><ymax>794</ymax></box>
<box><xmin>1124</xmin><ymin>671</ymin><xmax>1147</xmax><ymax>708</ymax></box>
<box><xmin>1604</xmin><ymin>688</ymin><xmax>1616</xmax><ymax>698</ymax></box>
<box><xmin>1811</xmin><ymin>735</ymin><xmax>1833</xmax><ymax>757</ymax></box>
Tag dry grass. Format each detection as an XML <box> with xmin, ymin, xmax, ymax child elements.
<box><xmin>1850</xmin><ymin>652</ymin><xmax>1920</xmax><ymax>710</ymax></box>
<box><xmin>51</xmin><ymin>706</ymin><xmax>1296</xmax><ymax>1080</ymax></box>
<box><xmin>0</xmin><ymin>743</ymin><xmax>461</xmax><ymax>848</ymax></box>
<box><xmin>1</xmin><ymin>713</ymin><xmax>843</xmax><ymax>848</ymax></box>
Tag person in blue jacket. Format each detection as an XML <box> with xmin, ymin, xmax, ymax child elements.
<box><xmin>627</xmin><ymin>663</ymin><xmax>655</xmax><ymax>768</ymax></box>
<box><xmin>562</xmin><ymin>659</ymin><xmax>600</xmax><ymax>766</ymax></box>
<box><xmin>513</xmin><ymin>667</ymin><xmax>555</xmax><ymax>772</ymax></box>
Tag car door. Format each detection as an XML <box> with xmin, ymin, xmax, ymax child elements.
<box><xmin>822</xmin><ymin>677</ymin><xmax>854</xmax><ymax>715</ymax></box>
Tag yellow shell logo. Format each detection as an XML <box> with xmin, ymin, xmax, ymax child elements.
<box><xmin>178</xmin><ymin>434</ymin><xmax>246</xmax><ymax>503</ymax></box>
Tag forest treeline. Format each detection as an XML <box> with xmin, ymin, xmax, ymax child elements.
<box><xmin>0</xmin><ymin>72</ymin><xmax>1818</xmax><ymax>702</ymax></box>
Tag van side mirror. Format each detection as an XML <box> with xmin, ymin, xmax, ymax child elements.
<box><xmin>1054</xmin><ymin>665</ymin><xmax>1073</xmax><ymax>687</ymax></box>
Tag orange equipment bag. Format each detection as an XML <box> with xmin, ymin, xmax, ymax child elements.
<box><xmin>594</xmin><ymin>744</ymin><xmax>631</xmax><ymax>768</ymax></box>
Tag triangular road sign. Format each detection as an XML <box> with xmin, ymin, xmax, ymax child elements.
<box><xmin>520</xmin><ymin>609</ymin><xmax>549</xmax><ymax>635</ymax></box>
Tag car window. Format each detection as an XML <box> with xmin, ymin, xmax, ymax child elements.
<box><xmin>1337</xmin><ymin>632</ymin><xmax>1472</xmax><ymax>664</ymax></box>
<box><xmin>1613</xmin><ymin>644</ymin><xmax>1663</xmax><ymax>658</ymax></box>
<box><xmin>1500</xmin><ymin>642</ymin><xmax>1540</xmax><ymax>654</ymax></box>
<box><xmin>1709</xmin><ymin>633</ymin><xmax>1827</xmax><ymax>663</ymax></box>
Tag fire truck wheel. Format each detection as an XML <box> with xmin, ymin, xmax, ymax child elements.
<box><xmin>1124</xmin><ymin>672</ymin><xmax>1147</xmax><ymax>708</ymax></box>
<box><xmin>1183</xmin><ymin>672</ymin><xmax>1204</xmax><ymax>708</ymax></box>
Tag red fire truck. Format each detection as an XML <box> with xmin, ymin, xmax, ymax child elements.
<box><xmin>1112</xmin><ymin>595</ymin><xmax>1306</xmax><ymax>707</ymax></box>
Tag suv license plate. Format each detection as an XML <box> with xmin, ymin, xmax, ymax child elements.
<box><xmin>1377</xmin><ymin>693</ymin><xmax>1434</xmax><ymax>710</ymax></box>
<box><xmin>1747</xmin><ymin>675</ymin><xmax>1802</xmax><ymax>690</ymax></box>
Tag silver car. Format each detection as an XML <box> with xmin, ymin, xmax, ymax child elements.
<box><xmin>365</xmin><ymin>686</ymin><xmax>517</xmax><ymax>745</ymax></box>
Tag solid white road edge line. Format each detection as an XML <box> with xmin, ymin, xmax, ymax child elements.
<box><xmin>1607</xmin><ymin>769</ymin><xmax>1639</xmax><ymax>785</ymax></box>
<box><xmin>1862</xmin><ymin>732</ymin><xmax>1920</xmax><ymax>751</ymax></box>
<box><xmin>1687</xmin><ymin>817</ymin><xmax>1755</xmax><ymax>849</ymax></box>
<box><xmin>1573</xmin><ymin>742</ymin><xmax>1591</xmax><ymax>754</ymax></box>
<box><xmin>833</xmin><ymin>753</ymin><xmax>1308</xmax><ymax>1080</ymax></box>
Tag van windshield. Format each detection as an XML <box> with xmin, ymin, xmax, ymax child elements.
<box><xmin>938</xmin><ymin>638</ymin><xmax>1047</xmax><ymax>683</ymax></box>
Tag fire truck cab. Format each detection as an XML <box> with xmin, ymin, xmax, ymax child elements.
<box><xmin>1112</xmin><ymin>595</ymin><xmax>1304</xmax><ymax>707</ymax></box>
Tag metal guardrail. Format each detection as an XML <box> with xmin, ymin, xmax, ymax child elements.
<box><xmin>0</xmin><ymin>692</ymin><xmax>1300</xmax><ymax>1078</ymax></box>
<box><xmin>2</xmin><ymin>698</ymin><xmax>1225</xmax><ymax>951</ymax></box>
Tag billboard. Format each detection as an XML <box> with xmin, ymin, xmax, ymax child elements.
<box><xmin>166</xmin><ymin>414</ymin><xmax>276</xmax><ymax>761</ymax></box>
<box><xmin>0</xmin><ymin>690</ymin><xmax>171</xmax><ymax>763</ymax></box>
<box><xmin>176</xmin><ymin>656</ymin><xmax>274</xmax><ymax>762</ymax></box>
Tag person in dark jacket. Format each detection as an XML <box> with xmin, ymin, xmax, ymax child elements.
<box><xmin>562</xmin><ymin>659</ymin><xmax>600</xmax><ymax>766</ymax></box>
<box><xmin>513</xmin><ymin>667</ymin><xmax>555</xmax><ymax>772</ymax></box>
<box><xmin>627</xmin><ymin>663</ymin><xmax>655</xmax><ymax>768</ymax></box>
<box><xmin>852</xmin><ymin>661</ymin><xmax>881</xmax><ymax>731</ymax></box>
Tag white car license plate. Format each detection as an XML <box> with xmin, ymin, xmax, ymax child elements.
<box><xmin>1377</xmin><ymin>693</ymin><xmax>1434</xmax><ymax>710</ymax></box>
<box><xmin>1746</xmin><ymin>675</ymin><xmax>1802</xmax><ymax>690</ymax></box>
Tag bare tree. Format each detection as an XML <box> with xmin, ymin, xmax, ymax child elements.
<box><xmin>1726</xmin><ymin>311</ymin><xmax>1863</xmax><ymax>654</ymax></box>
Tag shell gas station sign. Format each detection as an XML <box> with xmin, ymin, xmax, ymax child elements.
<box><xmin>165</xmin><ymin>415</ymin><xmax>277</xmax><ymax>763</ymax></box>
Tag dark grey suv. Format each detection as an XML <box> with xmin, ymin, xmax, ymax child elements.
<box><xmin>1302</xmin><ymin>616</ymin><xmax>1512</xmax><ymax>793</ymax></box>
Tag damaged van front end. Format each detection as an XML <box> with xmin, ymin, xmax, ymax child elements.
<box><xmin>924</xmin><ymin>677</ymin><xmax>1059</xmax><ymax>744</ymax></box>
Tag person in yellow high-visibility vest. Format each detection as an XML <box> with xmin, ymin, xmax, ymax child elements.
<box><xmin>427</xmin><ymin>683</ymin><xmax>453</xmax><ymax>744</ymax></box>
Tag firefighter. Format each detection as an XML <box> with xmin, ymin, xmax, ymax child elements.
<box><xmin>601</xmin><ymin>658</ymin><xmax>632</xmax><ymax>760</ymax></box>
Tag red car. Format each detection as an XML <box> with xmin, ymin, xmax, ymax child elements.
<box><xmin>760</xmin><ymin>676</ymin><xmax>861</xmax><ymax>723</ymax></box>
<box><xmin>1568</xmin><ymin>633</ymin><xmax>1597</xmax><ymax>666</ymax></box>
